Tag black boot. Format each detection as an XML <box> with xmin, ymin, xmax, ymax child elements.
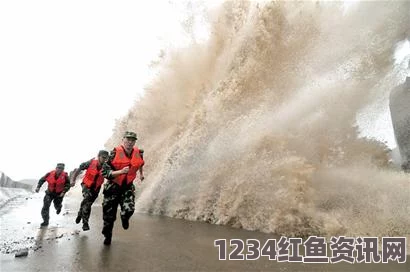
<box><xmin>82</xmin><ymin>222</ymin><xmax>90</xmax><ymax>231</ymax></box>
<box><xmin>121</xmin><ymin>216</ymin><xmax>129</xmax><ymax>230</ymax></box>
<box><xmin>103</xmin><ymin>235</ymin><xmax>112</xmax><ymax>245</ymax></box>
<box><xmin>75</xmin><ymin>214</ymin><xmax>81</xmax><ymax>224</ymax></box>
<box><xmin>40</xmin><ymin>221</ymin><xmax>49</xmax><ymax>227</ymax></box>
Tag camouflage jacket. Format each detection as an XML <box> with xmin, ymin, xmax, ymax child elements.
<box><xmin>77</xmin><ymin>159</ymin><xmax>111</xmax><ymax>172</ymax></box>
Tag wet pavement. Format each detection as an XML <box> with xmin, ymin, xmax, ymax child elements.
<box><xmin>1</xmin><ymin>186</ymin><xmax>409</xmax><ymax>271</ymax></box>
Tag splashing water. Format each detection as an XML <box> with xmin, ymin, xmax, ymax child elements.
<box><xmin>106</xmin><ymin>1</ymin><xmax>410</xmax><ymax>239</ymax></box>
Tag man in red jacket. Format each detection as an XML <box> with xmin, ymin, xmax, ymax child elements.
<box><xmin>71</xmin><ymin>150</ymin><xmax>109</xmax><ymax>231</ymax></box>
<box><xmin>35</xmin><ymin>163</ymin><xmax>71</xmax><ymax>227</ymax></box>
<box><xmin>101</xmin><ymin>131</ymin><xmax>145</xmax><ymax>245</ymax></box>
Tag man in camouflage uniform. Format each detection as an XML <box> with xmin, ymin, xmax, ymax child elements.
<box><xmin>101</xmin><ymin>131</ymin><xmax>145</xmax><ymax>245</ymax></box>
<box><xmin>71</xmin><ymin>150</ymin><xmax>110</xmax><ymax>231</ymax></box>
<box><xmin>35</xmin><ymin>163</ymin><xmax>71</xmax><ymax>227</ymax></box>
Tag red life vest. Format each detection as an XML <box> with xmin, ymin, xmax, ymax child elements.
<box><xmin>83</xmin><ymin>159</ymin><xmax>104</xmax><ymax>190</ymax></box>
<box><xmin>46</xmin><ymin>170</ymin><xmax>68</xmax><ymax>193</ymax></box>
<box><xmin>111</xmin><ymin>146</ymin><xmax>144</xmax><ymax>186</ymax></box>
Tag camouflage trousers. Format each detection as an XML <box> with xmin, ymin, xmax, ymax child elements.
<box><xmin>77</xmin><ymin>184</ymin><xmax>100</xmax><ymax>224</ymax></box>
<box><xmin>101</xmin><ymin>182</ymin><xmax>135</xmax><ymax>237</ymax></box>
<box><xmin>41</xmin><ymin>191</ymin><xmax>64</xmax><ymax>223</ymax></box>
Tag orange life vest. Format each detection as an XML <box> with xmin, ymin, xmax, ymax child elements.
<box><xmin>46</xmin><ymin>170</ymin><xmax>67</xmax><ymax>193</ymax></box>
<box><xmin>111</xmin><ymin>146</ymin><xmax>144</xmax><ymax>186</ymax></box>
<box><xmin>83</xmin><ymin>159</ymin><xmax>104</xmax><ymax>190</ymax></box>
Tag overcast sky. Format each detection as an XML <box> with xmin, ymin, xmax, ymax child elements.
<box><xmin>0</xmin><ymin>0</ymin><xmax>202</xmax><ymax>180</ymax></box>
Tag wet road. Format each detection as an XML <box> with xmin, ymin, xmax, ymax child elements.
<box><xmin>1</xmin><ymin>186</ymin><xmax>408</xmax><ymax>271</ymax></box>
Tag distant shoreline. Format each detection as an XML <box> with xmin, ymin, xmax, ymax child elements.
<box><xmin>0</xmin><ymin>171</ymin><xmax>36</xmax><ymax>191</ymax></box>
